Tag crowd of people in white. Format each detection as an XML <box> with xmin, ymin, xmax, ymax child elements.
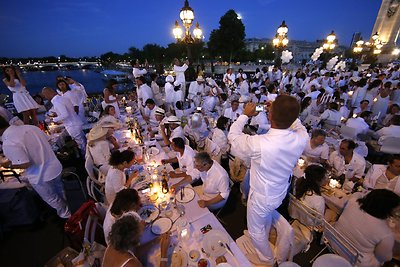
<box><xmin>2</xmin><ymin>59</ymin><xmax>400</xmax><ymax>266</ymax></box>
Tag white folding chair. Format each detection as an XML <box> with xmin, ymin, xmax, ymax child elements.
<box><xmin>312</xmin><ymin>254</ymin><xmax>352</xmax><ymax>267</ymax></box>
<box><xmin>380</xmin><ymin>136</ymin><xmax>400</xmax><ymax>154</ymax></box>
<box><xmin>288</xmin><ymin>194</ymin><xmax>324</xmax><ymax>256</ymax></box>
<box><xmin>84</xmin><ymin>203</ymin><xmax>106</xmax><ymax>245</ymax></box>
<box><xmin>340</xmin><ymin>125</ymin><xmax>358</xmax><ymax>140</ymax></box>
<box><xmin>310</xmin><ymin>219</ymin><xmax>361</xmax><ymax>266</ymax></box>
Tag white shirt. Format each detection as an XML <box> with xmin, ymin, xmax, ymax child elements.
<box><xmin>228</xmin><ymin>117</ymin><xmax>308</xmax><ymax>204</ymax></box>
<box><xmin>363</xmin><ymin>164</ymin><xmax>400</xmax><ymax>195</ymax></box>
<box><xmin>69</xmin><ymin>83</ymin><xmax>88</xmax><ymax>104</ymax></box>
<box><xmin>170</xmin><ymin>126</ymin><xmax>185</xmax><ymax>143</ymax></box>
<box><xmin>137</xmin><ymin>84</ymin><xmax>154</xmax><ymax>106</ymax></box>
<box><xmin>223</xmin><ymin>73</ymin><xmax>236</xmax><ymax>87</ymax></box>
<box><xmin>238</xmin><ymin>81</ymin><xmax>249</xmax><ymax>96</ymax></box>
<box><xmin>250</xmin><ymin>112</ymin><xmax>270</xmax><ymax>133</ymax></box>
<box><xmin>188</xmin><ymin>82</ymin><xmax>205</xmax><ymax>99</ymax></box>
<box><xmin>87</xmin><ymin>140</ymin><xmax>111</xmax><ymax>170</ymax></box>
<box><xmin>51</xmin><ymin>94</ymin><xmax>83</xmax><ymax>127</ymax></box>
<box><xmin>211</xmin><ymin>128</ymin><xmax>229</xmax><ymax>154</ymax></box>
<box><xmin>302</xmin><ymin>140</ymin><xmax>329</xmax><ymax>161</ymax></box>
<box><xmin>164</xmin><ymin>82</ymin><xmax>175</xmax><ymax>104</ymax></box>
<box><xmin>2</xmin><ymin>125</ymin><xmax>62</xmax><ymax>185</ymax></box>
<box><xmin>103</xmin><ymin>208</ymin><xmax>141</xmax><ymax>245</ymax></box>
<box><xmin>173</xmin><ymin>64</ymin><xmax>188</xmax><ymax>84</ymax></box>
<box><xmin>105</xmin><ymin>167</ymin><xmax>126</xmax><ymax>204</ymax></box>
<box><xmin>251</xmin><ymin>95</ymin><xmax>268</xmax><ymax>103</ymax></box>
<box><xmin>132</xmin><ymin>67</ymin><xmax>147</xmax><ymax>78</ymax></box>
<box><xmin>175</xmin><ymin>145</ymin><xmax>200</xmax><ymax>180</ymax></box>
<box><xmin>202</xmin><ymin>96</ymin><xmax>217</xmax><ymax>113</ymax></box>
<box><xmin>200</xmin><ymin>160</ymin><xmax>230</xmax><ymax>200</ymax></box>
<box><xmin>143</xmin><ymin>106</ymin><xmax>158</xmax><ymax>128</ymax></box>
<box><xmin>320</xmin><ymin>109</ymin><xmax>341</xmax><ymax>126</ymax></box>
<box><xmin>346</xmin><ymin>117</ymin><xmax>369</xmax><ymax>135</ymax></box>
<box><xmin>328</xmin><ymin>151</ymin><xmax>365</xmax><ymax>179</ymax></box>
<box><xmin>376</xmin><ymin>125</ymin><xmax>400</xmax><ymax>144</ymax></box>
<box><xmin>224</xmin><ymin>107</ymin><xmax>243</xmax><ymax>121</ymax></box>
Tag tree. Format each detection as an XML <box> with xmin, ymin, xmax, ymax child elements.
<box><xmin>207</xmin><ymin>10</ymin><xmax>246</xmax><ymax>62</ymax></box>
<box><xmin>164</xmin><ymin>42</ymin><xmax>186</xmax><ymax>63</ymax></box>
<box><xmin>128</xmin><ymin>46</ymin><xmax>143</xmax><ymax>62</ymax></box>
<box><xmin>100</xmin><ymin>51</ymin><xmax>122</xmax><ymax>64</ymax></box>
<box><xmin>142</xmin><ymin>44</ymin><xmax>165</xmax><ymax>64</ymax></box>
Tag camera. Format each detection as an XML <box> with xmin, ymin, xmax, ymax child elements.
<box><xmin>256</xmin><ymin>104</ymin><xmax>264</xmax><ymax>112</ymax></box>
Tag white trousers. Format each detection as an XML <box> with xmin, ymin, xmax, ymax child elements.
<box><xmin>66</xmin><ymin>125</ymin><xmax>86</xmax><ymax>154</ymax></box>
<box><xmin>31</xmin><ymin>176</ymin><xmax>71</xmax><ymax>218</ymax></box>
<box><xmin>247</xmin><ymin>189</ymin><xmax>282</xmax><ymax>263</ymax></box>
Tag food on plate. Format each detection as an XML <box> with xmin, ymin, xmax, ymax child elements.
<box><xmin>198</xmin><ymin>258</ymin><xmax>208</xmax><ymax>267</ymax></box>
<box><xmin>215</xmin><ymin>256</ymin><xmax>227</xmax><ymax>264</ymax></box>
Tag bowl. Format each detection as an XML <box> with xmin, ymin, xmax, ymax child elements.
<box><xmin>189</xmin><ymin>250</ymin><xmax>200</xmax><ymax>262</ymax></box>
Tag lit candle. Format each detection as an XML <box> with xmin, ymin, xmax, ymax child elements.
<box><xmin>329</xmin><ymin>179</ymin><xmax>339</xmax><ymax>188</ymax></box>
<box><xmin>352</xmin><ymin>113</ymin><xmax>357</xmax><ymax>118</ymax></box>
<box><xmin>341</xmin><ymin>117</ymin><xmax>345</xmax><ymax>122</ymax></box>
<box><xmin>373</xmin><ymin>97</ymin><xmax>378</xmax><ymax>102</ymax></box>
<box><xmin>347</xmin><ymin>91</ymin><xmax>354</xmax><ymax>97</ymax></box>
<box><xmin>298</xmin><ymin>158</ymin><xmax>305</xmax><ymax>167</ymax></box>
<box><xmin>125</xmin><ymin>106</ymin><xmax>132</xmax><ymax>114</ymax></box>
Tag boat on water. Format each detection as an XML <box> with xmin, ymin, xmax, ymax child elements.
<box><xmin>101</xmin><ymin>70</ymin><xmax>130</xmax><ymax>83</ymax></box>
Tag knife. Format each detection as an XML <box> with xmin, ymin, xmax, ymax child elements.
<box><xmin>225</xmin><ymin>243</ymin><xmax>234</xmax><ymax>256</ymax></box>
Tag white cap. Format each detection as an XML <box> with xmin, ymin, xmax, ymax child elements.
<box><xmin>167</xmin><ymin>116</ymin><xmax>181</xmax><ymax>125</ymax></box>
<box><xmin>165</xmin><ymin>75</ymin><xmax>174</xmax><ymax>83</ymax></box>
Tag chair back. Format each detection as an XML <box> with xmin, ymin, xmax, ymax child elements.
<box><xmin>84</xmin><ymin>202</ymin><xmax>106</xmax><ymax>245</ymax></box>
<box><xmin>270</xmin><ymin>210</ymin><xmax>295</xmax><ymax>263</ymax></box>
<box><xmin>288</xmin><ymin>194</ymin><xmax>324</xmax><ymax>229</ymax></box>
<box><xmin>86</xmin><ymin>175</ymin><xmax>105</xmax><ymax>203</ymax></box>
<box><xmin>380</xmin><ymin>136</ymin><xmax>400</xmax><ymax>154</ymax></box>
<box><xmin>340</xmin><ymin>125</ymin><xmax>358</xmax><ymax>140</ymax></box>
<box><xmin>322</xmin><ymin>219</ymin><xmax>360</xmax><ymax>266</ymax></box>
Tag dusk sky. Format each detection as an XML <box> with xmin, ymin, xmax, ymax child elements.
<box><xmin>1</xmin><ymin>0</ymin><xmax>381</xmax><ymax>58</ymax></box>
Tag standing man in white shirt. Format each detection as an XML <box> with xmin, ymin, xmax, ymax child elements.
<box><xmin>173</xmin><ymin>58</ymin><xmax>189</xmax><ymax>99</ymax></box>
<box><xmin>131</xmin><ymin>59</ymin><xmax>148</xmax><ymax>79</ymax></box>
<box><xmin>0</xmin><ymin>117</ymin><xmax>70</xmax><ymax>219</ymax></box>
<box><xmin>42</xmin><ymin>87</ymin><xmax>86</xmax><ymax>154</ymax></box>
<box><xmin>228</xmin><ymin>96</ymin><xmax>308</xmax><ymax>265</ymax></box>
<box><xmin>188</xmin><ymin>76</ymin><xmax>205</xmax><ymax>107</ymax></box>
<box><xmin>135</xmin><ymin>76</ymin><xmax>154</xmax><ymax>109</ymax></box>
<box><xmin>223</xmin><ymin>68</ymin><xmax>236</xmax><ymax>88</ymax></box>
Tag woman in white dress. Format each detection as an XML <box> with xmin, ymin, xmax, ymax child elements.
<box><xmin>56</xmin><ymin>80</ymin><xmax>86</xmax><ymax>123</ymax></box>
<box><xmin>2</xmin><ymin>66</ymin><xmax>39</xmax><ymax>125</ymax></box>
<box><xmin>102</xmin><ymin>79</ymin><xmax>120</xmax><ymax>118</ymax></box>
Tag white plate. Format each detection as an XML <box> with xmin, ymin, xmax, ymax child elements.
<box><xmin>176</xmin><ymin>187</ymin><xmax>195</xmax><ymax>203</ymax></box>
<box><xmin>148</xmin><ymin>147</ymin><xmax>160</xmax><ymax>156</ymax></box>
<box><xmin>202</xmin><ymin>230</ymin><xmax>229</xmax><ymax>257</ymax></box>
<box><xmin>151</xmin><ymin>217</ymin><xmax>172</xmax><ymax>235</ymax></box>
<box><xmin>138</xmin><ymin>204</ymin><xmax>159</xmax><ymax>223</ymax></box>
<box><xmin>171</xmin><ymin>248</ymin><xmax>188</xmax><ymax>267</ymax></box>
<box><xmin>217</xmin><ymin>263</ymin><xmax>232</xmax><ymax>267</ymax></box>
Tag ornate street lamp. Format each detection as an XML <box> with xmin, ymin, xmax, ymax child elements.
<box><xmin>173</xmin><ymin>0</ymin><xmax>202</xmax><ymax>44</ymax></box>
<box><xmin>272</xmin><ymin>20</ymin><xmax>289</xmax><ymax>66</ymax></box>
<box><xmin>322</xmin><ymin>31</ymin><xmax>337</xmax><ymax>51</ymax></box>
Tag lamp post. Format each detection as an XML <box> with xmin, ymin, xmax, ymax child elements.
<box><xmin>352</xmin><ymin>32</ymin><xmax>385</xmax><ymax>63</ymax></box>
<box><xmin>272</xmin><ymin>20</ymin><xmax>289</xmax><ymax>67</ymax></box>
<box><xmin>173</xmin><ymin>0</ymin><xmax>203</xmax><ymax>60</ymax></box>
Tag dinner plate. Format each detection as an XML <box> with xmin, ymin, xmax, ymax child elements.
<box><xmin>216</xmin><ymin>263</ymin><xmax>232</xmax><ymax>267</ymax></box>
<box><xmin>138</xmin><ymin>204</ymin><xmax>159</xmax><ymax>223</ymax></box>
<box><xmin>148</xmin><ymin>147</ymin><xmax>160</xmax><ymax>156</ymax></box>
<box><xmin>175</xmin><ymin>187</ymin><xmax>195</xmax><ymax>203</ymax></box>
<box><xmin>202</xmin><ymin>230</ymin><xmax>229</xmax><ymax>257</ymax></box>
<box><xmin>151</xmin><ymin>217</ymin><xmax>172</xmax><ymax>235</ymax></box>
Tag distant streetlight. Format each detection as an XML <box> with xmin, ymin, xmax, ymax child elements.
<box><xmin>173</xmin><ymin>0</ymin><xmax>202</xmax><ymax>44</ymax></box>
<box><xmin>322</xmin><ymin>31</ymin><xmax>337</xmax><ymax>51</ymax></box>
<box><xmin>173</xmin><ymin>0</ymin><xmax>203</xmax><ymax>59</ymax></box>
<box><xmin>272</xmin><ymin>20</ymin><xmax>289</xmax><ymax>67</ymax></box>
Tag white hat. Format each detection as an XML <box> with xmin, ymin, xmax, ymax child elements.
<box><xmin>165</xmin><ymin>75</ymin><xmax>174</xmax><ymax>83</ymax></box>
<box><xmin>196</xmin><ymin>76</ymin><xmax>205</xmax><ymax>82</ymax></box>
<box><xmin>88</xmin><ymin>126</ymin><xmax>108</xmax><ymax>141</ymax></box>
<box><xmin>206</xmin><ymin>77</ymin><xmax>217</xmax><ymax>87</ymax></box>
<box><xmin>167</xmin><ymin>116</ymin><xmax>181</xmax><ymax>125</ymax></box>
<box><xmin>255</xmin><ymin>90</ymin><xmax>261</xmax><ymax>94</ymax></box>
<box><xmin>154</xmin><ymin>107</ymin><xmax>165</xmax><ymax>116</ymax></box>
<box><xmin>239</xmin><ymin>95</ymin><xmax>250</xmax><ymax>103</ymax></box>
<box><xmin>350</xmin><ymin>77</ymin><xmax>360</xmax><ymax>82</ymax></box>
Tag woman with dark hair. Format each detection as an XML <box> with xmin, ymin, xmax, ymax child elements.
<box><xmin>102</xmin><ymin>79</ymin><xmax>120</xmax><ymax>118</ymax></box>
<box><xmin>2</xmin><ymin>66</ymin><xmax>39</xmax><ymax>125</ymax></box>
<box><xmin>57</xmin><ymin>79</ymin><xmax>86</xmax><ymax>123</ymax></box>
<box><xmin>103</xmin><ymin>188</ymin><xmax>143</xmax><ymax>244</ymax></box>
<box><xmin>105</xmin><ymin>150</ymin><xmax>138</xmax><ymax>204</ymax></box>
<box><xmin>334</xmin><ymin>189</ymin><xmax>400</xmax><ymax>267</ymax></box>
<box><xmin>294</xmin><ymin>165</ymin><xmax>327</xmax><ymax>216</ymax></box>
<box><xmin>103</xmin><ymin>214</ymin><xmax>171</xmax><ymax>267</ymax></box>
<box><xmin>299</xmin><ymin>96</ymin><xmax>312</xmax><ymax>121</ymax></box>
<box><xmin>97</xmin><ymin>104</ymin><xmax>123</xmax><ymax>129</ymax></box>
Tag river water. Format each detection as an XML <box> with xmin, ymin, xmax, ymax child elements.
<box><xmin>0</xmin><ymin>69</ymin><xmax>132</xmax><ymax>97</ymax></box>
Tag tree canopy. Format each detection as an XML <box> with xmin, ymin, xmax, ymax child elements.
<box><xmin>207</xmin><ymin>10</ymin><xmax>246</xmax><ymax>62</ymax></box>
